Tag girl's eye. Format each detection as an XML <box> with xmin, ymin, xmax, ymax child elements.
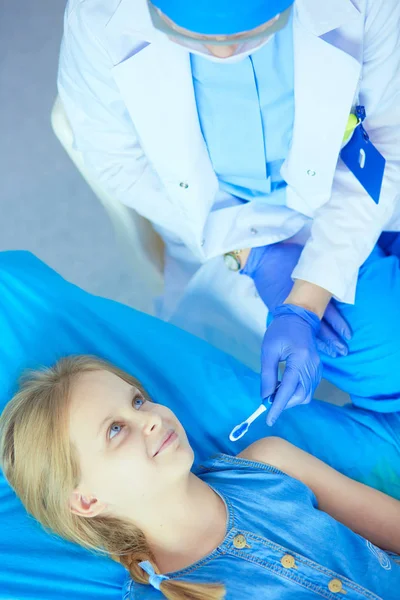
<box><xmin>133</xmin><ymin>395</ymin><xmax>146</xmax><ymax>410</ymax></box>
<box><xmin>107</xmin><ymin>395</ymin><xmax>146</xmax><ymax>440</ymax></box>
<box><xmin>109</xmin><ymin>423</ymin><xmax>123</xmax><ymax>440</ymax></box>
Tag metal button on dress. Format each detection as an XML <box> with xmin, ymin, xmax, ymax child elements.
<box><xmin>201</xmin><ymin>238</ymin><xmax>205</xmax><ymax>247</ymax></box>
<box><xmin>281</xmin><ymin>554</ymin><xmax>296</xmax><ymax>569</ymax></box>
<box><xmin>307</xmin><ymin>169</ymin><xmax>316</xmax><ymax>177</ymax></box>
<box><xmin>250</xmin><ymin>227</ymin><xmax>258</xmax><ymax>235</ymax></box>
<box><xmin>179</xmin><ymin>182</ymin><xmax>189</xmax><ymax>189</ymax></box>
<box><xmin>233</xmin><ymin>534</ymin><xmax>250</xmax><ymax>549</ymax></box>
<box><xmin>328</xmin><ymin>579</ymin><xmax>343</xmax><ymax>593</ymax></box>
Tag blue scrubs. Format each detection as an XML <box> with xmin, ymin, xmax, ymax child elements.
<box><xmin>191</xmin><ymin>11</ymin><xmax>294</xmax><ymax>204</ymax></box>
<box><xmin>322</xmin><ymin>245</ymin><xmax>400</xmax><ymax>413</ymax></box>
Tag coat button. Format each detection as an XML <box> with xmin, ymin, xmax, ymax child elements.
<box><xmin>328</xmin><ymin>579</ymin><xmax>343</xmax><ymax>593</ymax></box>
<box><xmin>179</xmin><ymin>181</ymin><xmax>189</xmax><ymax>189</ymax></box>
<box><xmin>307</xmin><ymin>169</ymin><xmax>316</xmax><ymax>177</ymax></box>
<box><xmin>232</xmin><ymin>534</ymin><xmax>250</xmax><ymax>549</ymax></box>
<box><xmin>281</xmin><ymin>554</ymin><xmax>296</xmax><ymax>569</ymax></box>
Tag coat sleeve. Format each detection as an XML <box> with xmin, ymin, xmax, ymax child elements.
<box><xmin>292</xmin><ymin>0</ymin><xmax>400</xmax><ymax>303</ymax></box>
<box><xmin>57</xmin><ymin>5</ymin><xmax>164</xmax><ymax>212</ymax></box>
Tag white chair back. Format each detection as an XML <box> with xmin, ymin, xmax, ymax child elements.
<box><xmin>51</xmin><ymin>96</ymin><xmax>164</xmax><ymax>315</ymax></box>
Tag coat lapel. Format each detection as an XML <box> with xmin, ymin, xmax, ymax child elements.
<box><xmin>282</xmin><ymin>0</ymin><xmax>363</xmax><ymax>212</ymax></box>
<box><xmin>110</xmin><ymin>41</ymin><xmax>204</xmax><ymax>180</ymax></box>
<box><xmin>105</xmin><ymin>0</ymin><xmax>217</xmax><ymax>245</ymax></box>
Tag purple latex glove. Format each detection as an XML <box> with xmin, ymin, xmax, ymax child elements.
<box><xmin>241</xmin><ymin>243</ymin><xmax>352</xmax><ymax>358</ymax></box>
<box><xmin>261</xmin><ymin>304</ymin><xmax>322</xmax><ymax>426</ymax></box>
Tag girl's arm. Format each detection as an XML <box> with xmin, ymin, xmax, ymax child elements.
<box><xmin>240</xmin><ymin>437</ymin><xmax>400</xmax><ymax>553</ymax></box>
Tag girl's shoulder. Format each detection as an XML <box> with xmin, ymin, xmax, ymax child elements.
<box><xmin>195</xmin><ymin>437</ymin><xmax>288</xmax><ymax>478</ymax></box>
<box><xmin>239</xmin><ymin>436</ymin><xmax>292</xmax><ymax>464</ymax></box>
<box><xmin>195</xmin><ymin>438</ymin><xmax>318</xmax><ymax>512</ymax></box>
<box><xmin>195</xmin><ymin>437</ymin><xmax>303</xmax><ymax>479</ymax></box>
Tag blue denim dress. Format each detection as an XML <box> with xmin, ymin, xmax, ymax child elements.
<box><xmin>123</xmin><ymin>455</ymin><xmax>400</xmax><ymax>599</ymax></box>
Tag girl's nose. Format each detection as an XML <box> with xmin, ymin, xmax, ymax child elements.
<box><xmin>141</xmin><ymin>410</ymin><xmax>162</xmax><ymax>435</ymax></box>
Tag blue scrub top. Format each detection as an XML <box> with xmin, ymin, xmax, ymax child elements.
<box><xmin>191</xmin><ymin>11</ymin><xmax>294</xmax><ymax>204</ymax></box>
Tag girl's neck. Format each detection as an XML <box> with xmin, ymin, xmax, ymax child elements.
<box><xmin>145</xmin><ymin>474</ymin><xmax>227</xmax><ymax>574</ymax></box>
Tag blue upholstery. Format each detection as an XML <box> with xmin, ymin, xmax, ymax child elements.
<box><xmin>1</xmin><ymin>251</ymin><xmax>399</xmax><ymax>599</ymax></box>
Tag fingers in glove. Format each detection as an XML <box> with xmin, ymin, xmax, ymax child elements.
<box><xmin>284</xmin><ymin>381</ymin><xmax>313</xmax><ymax>409</ymax></box>
<box><xmin>323</xmin><ymin>303</ymin><xmax>352</xmax><ymax>341</ymax></box>
<box><xmin>266</xmin><ymin>368</ymin><xmax>303</xmax><ymax>427</ymax></box>
<box><xmin>317</xmin><ymin>321</ymin><xmax>348</xmax><ymax>357</ymax></box>
<box><xmin>261</xmin><ymin>350</ymin><xmax>281</xmax><ymax>401</ymax></box>
<box><xmin>316</xmin><ymin>337</ymin><xmax>339</xmax><ymax>358</ymax></box>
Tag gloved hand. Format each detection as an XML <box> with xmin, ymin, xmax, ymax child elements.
<box><xmin>261</xmin><ymin>304</ymin><xmax>322</xmax><ymax>426</ymax></box>
<box><xmin>241</xmin><ymin>243</ymin><xmax>352</xmax><ymax>357</ymax></box>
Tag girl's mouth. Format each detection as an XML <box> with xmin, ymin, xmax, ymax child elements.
<box><xmin>154</xmin><ymin>430</ymin><xmax>178</xmax><ymax>456</ymax></box>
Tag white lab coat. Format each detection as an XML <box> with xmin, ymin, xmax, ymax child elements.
<box><xmin>58</xmin><ymin>0</ymin><xmax>400</xmax><ymax>368</ymax></box>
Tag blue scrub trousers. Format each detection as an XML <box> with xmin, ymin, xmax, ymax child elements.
<box><xmin>320</xmin><ymin>245</ymin><xmax>400</xmax><ymax>413</ymax></box>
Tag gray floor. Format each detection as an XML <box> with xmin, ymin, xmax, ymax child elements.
<box><xmin>0</xmin><ymin>0</ymin><xmax>137</xmax><ymax>305</ymax></box>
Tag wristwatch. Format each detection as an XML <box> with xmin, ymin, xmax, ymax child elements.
<box><xmin>223</xmin><ymin>249</ymin><xmax>244</xmax><ymax>272</ymax></box>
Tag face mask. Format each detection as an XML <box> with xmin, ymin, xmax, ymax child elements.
<box><xmin>202</xmin><ymin>34</ymin><xmax>275</xmax><ymax>63</ymax></box>
<box><xmin>173</xmin><ymin>33</ymin><xmax>275</xmax><ymax>63</ymax></box>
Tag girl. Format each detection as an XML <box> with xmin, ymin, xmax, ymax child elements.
<box><xmin>1</xmin><ymin>355</ymin><xmax>400</xmax><ymax>599</ymax></box>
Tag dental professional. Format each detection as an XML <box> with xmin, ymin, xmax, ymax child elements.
<box><xmin>58</xmin><ymin>0</ymin><xmax>400</xmax><ymax>424</ymax></box>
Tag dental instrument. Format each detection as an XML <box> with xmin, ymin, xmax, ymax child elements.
<box><xmin>229</xmin><ymin>384</ymin><xmax>280</xmax><ymax>442</ymax></box>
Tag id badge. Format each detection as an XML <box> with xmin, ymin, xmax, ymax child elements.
<box><xmin>340</xmin><ymin>106</ymin><xmax>386</xmax><ymax>204</ymax></box>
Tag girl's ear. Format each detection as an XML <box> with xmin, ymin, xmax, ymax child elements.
<box><xmin>69</xmin><ymin>491</ymin><xmax>107</xmax><ymax>518</ymax></box>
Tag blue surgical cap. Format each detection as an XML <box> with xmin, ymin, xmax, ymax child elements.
<box><xmin>150</xmin><ymin>0</ymin><xmax>295</xmax><ymax>35</ymax></box>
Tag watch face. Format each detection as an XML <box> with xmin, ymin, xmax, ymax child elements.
<box><xmin>224</xmin><ymin>253</ymin><xmax>240</xmax><ymax>271</ymax></box>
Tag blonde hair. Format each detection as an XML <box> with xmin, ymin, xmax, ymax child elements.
<box><xmin>0</xmin><ymin>355</ymin><xmax>225</xmax><ymax>600</ymax></box>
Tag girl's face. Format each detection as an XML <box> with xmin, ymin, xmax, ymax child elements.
<box><xmin>68</xmin><ymin>369</ymin><xmax>194</xmax><ymax>520</ymax></box>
